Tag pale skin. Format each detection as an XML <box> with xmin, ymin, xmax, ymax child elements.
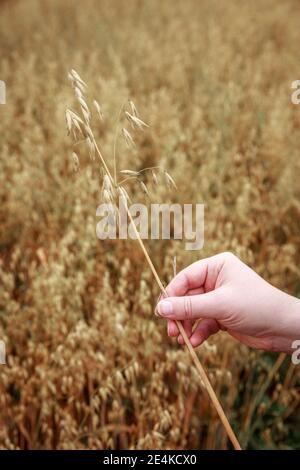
<box><xmin>156</xmin><ymin>252</ymin><xmax>300</xmax><ymax>353</ymax></box>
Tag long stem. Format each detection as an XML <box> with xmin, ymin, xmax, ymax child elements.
<box><xmin>91</xmin><ymin>132</ymin><xmax>114</xmax><ymax>185</ymax></box>
<box><xmin>123</xmin><ymin>191</ymin><xmax>241</xmax><ymax>450</ymax></box>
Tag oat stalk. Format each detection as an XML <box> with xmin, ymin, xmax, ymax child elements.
<box><xmin>67</xmin><ymin>70</ymin><xmax>242</xmax><ymax>450</ymax></box>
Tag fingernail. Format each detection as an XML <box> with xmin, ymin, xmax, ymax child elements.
<box><xmin>157</xmin><ymin>300</ymin><xmax>173</xmax><ymax>317</ymax></box>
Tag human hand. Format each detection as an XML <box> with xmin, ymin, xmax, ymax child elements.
<box><xmin>156</xmin><ymin>252</ymin><xmax>300</xmax><ymax>353</ymax></box>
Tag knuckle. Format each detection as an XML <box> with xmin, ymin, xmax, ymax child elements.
<box><xmin>222</xmin><ymin>251</ymin><xmax>238</xmax><ymax>263</ymax></box>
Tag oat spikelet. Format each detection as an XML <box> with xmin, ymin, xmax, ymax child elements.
<box><xmin>74</xmin><ymin>86</ymin><xmax>83</xmax><ymax>100</ymax></box>
<box><xmin>120</xmin><ymin>170</ymin><xmax>140</xmax><ymax>176</ymax></box>
<box><xmin>65</xmin><ymin>109</ymin><xmax>85</xmax><ymax>139</ymax></box>
<box><xmin>71</xmin><ymin>152</ymin><xmax>79</xmax><ymax>172</ymax></box>
<box><xmin>103</xmin><ymin>174</ymin><xmax>113</xmax><ymax>192</ymax></box>
<box><xmin>119</xmin><ymin>186</ymin><xmax>131</xmax><ymax>203</ymax></box>
<box><xmin>164</xmin><ymin>171</ymin><xmax>177</xmax><ymax>190</ymax></box>
<box><xmin>129</xmin><ymin>100</ymin><xmax>138</xmax><ymax>117</ymax></box>
<box><xmin>152</xmin><ymin>170</ymin><xmax>158</xmax><ymax>185</ymax></box>
<box><xmin>125</xmin><ymin>111</ymin><xmax>149</xmax><ymax>130</ymax></box>
<box><xmin>93</xmin><ymin>100</ymin><xmax>104</xmax><ymax>120</ymax></box>
<box><xmin>76</xmin><ymin>93</ymin><xmax>91</xmax><ymax>123</ymax></box>
<box><xmin>87</xmin><ymin>136</ymin><xmax>95</xmax><ymax>160</ymax></box>
<box><xmin>65</xmin><ymin>110</ymin><xmax>73</xmax><ymax>135</ymax></box>
<box><xmin>122</xmin><ymin>128</ymin><xmax>135</xmax><ymax>147</ymax></box>
<box><xmin>140</xmin><ymin>181</ymin><xmax>150</xmax><ymax>196</ymax></box>
<box><xmin>102</xmin><ymin>189</ymin><xmax>111</xmax><ymax>203</ymax></box>
<box><xmin>69</xmin><ymin>69</ymin><xmax>87</xmax><ymax>89</ymax></box>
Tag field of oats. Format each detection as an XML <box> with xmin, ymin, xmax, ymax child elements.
<box><xmin>0</xmin><ymin>0</ymin><xmax>300</xmax><ymax>450</ymax></box>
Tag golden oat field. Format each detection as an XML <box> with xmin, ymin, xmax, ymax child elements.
<box><xmin>0</xmin><ymin>0</ymin><xmax>300</xmax><ymax>450</ymax></box>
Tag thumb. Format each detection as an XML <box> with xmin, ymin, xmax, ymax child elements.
<box><xmin>157</xmin><ymin>290</ymin><xmax>223</xmax><ymax>321</ymax></box>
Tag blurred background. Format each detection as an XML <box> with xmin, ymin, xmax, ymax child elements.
<box><xmin>0</xmin><ymin>0</ymin><xmax>300</xmax><ymax>449</ymax></box>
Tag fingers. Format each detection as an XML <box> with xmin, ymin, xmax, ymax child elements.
<box><xmin>164</xmin><ymin>259</ymin><xmax>209</xmax><ymax>297</ymax></box>
<box><xmin>164</xmin><ymin>252</ymin><xmax>228</xmax><ymax>298</ymax></box>
<box><xmin>158</xmin><ymin>289</ymin><xmax>224</xmax><ymax>321</ymax></box>
<box><xmin>167</xmin><ymin>320</ymin><xmax>178</xmax><ymax>337</ymax></box>
<box><xmin>167</xmin><ymin>319</ymin><xmax>193</xmax><ymax>340</ymax></box>
<box><xmin>161</xmin><ymin>287</ymin><xmax>205</xmax><ymax>305</ymax></box>
<box><xmin>166</xmin><ymin>288</ymin><xmax>204</xmax><ymax>339</ymax></box>
<box><xmin>190</xmin><ymin>319</ymin><xmax>220</xmax><ymax>347</ymax></box>
<box><xmin>184</xmin><ymin>287</ymin><xmax>205</xmax><ymax>296</ymax></box>
<box><xmin>167</xmin><ymin>318</ymin><xmax>220</xmax><ymax>347</ymax></box>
